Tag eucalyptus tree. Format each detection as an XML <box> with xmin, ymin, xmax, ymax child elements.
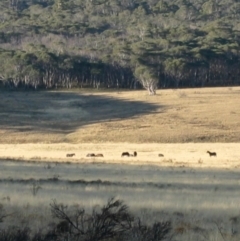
<box><xmin>134</xmin><ymin>64</ymin><xmax>158</xmax><ymax>95</ymax></box>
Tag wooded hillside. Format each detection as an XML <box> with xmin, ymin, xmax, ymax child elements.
<box><xmin>0</xmin><ymin>0</ymin><xmax>240</xmax><ymax>90</ymax></box>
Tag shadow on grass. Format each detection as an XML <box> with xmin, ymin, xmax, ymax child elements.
<box><xmin>0</xmin><ymin>159</ymin><xmax>240</xmax><ymax>218</ymax></box>
<box><xmin>0</xmin><ymin>160</ymin><xmax>239</xmax><ymax>192</ymax></box>
<box><xmin>0</xmin><ymin>90</ymin><xmax>162</xmax><ymax>133</ymax></box>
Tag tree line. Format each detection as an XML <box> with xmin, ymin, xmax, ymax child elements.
<box><xmin>0</xmin><ymin>0</ymin><xmax>240</xmax><ymax>93</ymax></box>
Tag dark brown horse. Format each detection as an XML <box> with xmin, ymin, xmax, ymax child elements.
<box><xmin>130</xmin><ymin>151</ymin><xmax>137</xmax><ymax>157</ymax></box>
<box><xmin>207</xmin><ymin>151</ymin><xmax>217</xmax><ymax>157</ymax></box>
<box><xmin>95</xmin><ymin>154</ymin><xmax>104</xmax><ymax>157</ymax></box>
<box><xmin>66</xmin><ymin>153</ymin><xmax>75</xmax><ymax>157</ymax></box>
<box><xmin>86</xmin><ymin>153</ymin><xmax>95</xmax><ymax>157</ymax></box>
<box><xmin>122</xmin><ymin>151</ymin><xmax>137</xmax><ymax>157</ymax></box>
<box><xmin>86</xmin><ymin>153</ymin><xmax>104</xmax><ymax>157</ymax></box>
<box><xmin>121</xmin><ymin>152</ymin><xmax>130</xmax><ymax>157</ymax></box>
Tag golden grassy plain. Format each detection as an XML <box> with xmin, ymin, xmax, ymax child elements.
<box><xmin>0</xmin><ymin>87</ymin><xmax>239</xmax><ymax>168</ymax></box>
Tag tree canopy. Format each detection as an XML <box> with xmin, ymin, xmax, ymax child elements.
<box><xmin>0</xmin><ymin>0</ymin><xmax>240</xmax><ymax>90</ymax></box>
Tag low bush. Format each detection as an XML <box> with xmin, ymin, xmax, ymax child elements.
<box><xmin>0</xmin><ymin>198</ymin><xmax>171</xmax><ymax>241</ymax></box>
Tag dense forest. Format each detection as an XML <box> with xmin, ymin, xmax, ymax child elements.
<box><xmin>0</xmin><ymin>0</ymin><xmax>240</xmax><ymax>93</ymax></box>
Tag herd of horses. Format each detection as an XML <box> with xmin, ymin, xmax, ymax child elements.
<box><xmin>66</xmin><ymin>151</ymin><xmax>138</xmax><ymax>158</ymax></box>
<box><xmin>66</xmin><ymin>151</ymin><xmax>217</xmax><ymax>158</ymax></box>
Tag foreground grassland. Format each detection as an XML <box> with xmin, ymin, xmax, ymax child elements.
<box><xmin>0</xmin><ymin>87</ymin><xmax>239</xmax><ymax>144</ymax></box>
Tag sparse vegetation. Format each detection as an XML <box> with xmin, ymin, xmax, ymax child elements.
<box><xmin>0</xmin><ymin>204</ymin><xmax>7</xmax><ymax>223</ymax></box>
<box><xmin>0</xmin><ymin>199</ymin><xmax>171</xmax><ymax>241</ymax></box>
<box><xmin>1</xmin><ymin>158</ymin><xmax>240</xmax><ymax>240</ymax></box>
<box><xmin>0</xmin><ymin>197</ymin><xmax>240</xmax><ymax>241</ymax></box>
<box><xmin>50</xmin><ymin>197</ymin><xmax>135</xmax><ymax>241</ymax></box>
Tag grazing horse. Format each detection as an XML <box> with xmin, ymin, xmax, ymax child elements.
<box><xmin>66</xmin><ymin>153</ymin><xmax>75</xmax><ymax>157</ymax></box>
<box><xmin>95</xmin><ymin>154</ymin><xmax>104</xmax><ymax>157</ymax></box>
<box><xmin>158</xmin><ymin>153</ymin><xmax>164</xmax><ymax>157</ymax></box>
<box><xmin>121</xmin><ymin>152</ymin><xmax>130</xmax><ymax>157</ymax></box>
<box><xmin>130</xmin><ymin>151</ymin><xmax>137</xmax><ymax>157</ymax></box>
<box><xmin>86</xmin><ymin>153</ymin><xmax>95</xmax><ymax>157</ymax></box>
<box><xmin>207</xmin><ymin>151</ymin><xmax>217</xmax><ymax>157</ymax></box>
<box><xmin>122</xmin><ymin>151</ymin><xmax>137</xmax><ymax>157</ymax></box>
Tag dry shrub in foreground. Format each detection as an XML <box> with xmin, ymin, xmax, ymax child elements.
<box><xmin>0</xmin><ymin>228</ymin><xmax>31</xmax><ymax>241</ymax></box>
<box><xmin>0</xmin><ymin>203</ymin><xmax>9</xmax><ymax>224</ymax></box>
<box><xmin>0</xmin><ymin>198</ymin><xmax>171</xmax><ymax>241</ymax></box>
<box><xmin>50</xmin><ymin>197</ymin><xmax>133</xmax><ymax>241</ymax></box>
<box><xmin>50</xmin><ymin>197</ymin><xmax>171</xmax><ymax>241</ymax></box>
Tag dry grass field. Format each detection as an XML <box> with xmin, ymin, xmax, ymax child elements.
<box><xmin>0</xmin><ymin>87</ymin><xmax>240</xmax><ymax>240</ymax></box>
<box><xmin>0</xmin><ymin>87</ymin><xmax>239</xmax><ymax>145</ymax></box>
<box><xmin>0</xmin><ymin>87</ymin><xmax>239</xmax><ymax>167</ymax></box>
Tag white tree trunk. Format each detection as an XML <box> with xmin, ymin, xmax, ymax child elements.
<box><xmin>141</xmin><ymin>78</ymin><xmax>157</xmax><ymax>95</ymax></box>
